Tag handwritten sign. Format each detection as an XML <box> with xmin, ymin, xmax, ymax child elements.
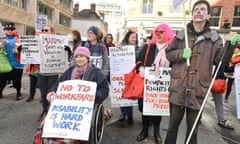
<box><xmin>235</xmin><ymin>64</ymin><xmax>240</xmax><ymax>119</ymax></box>
<box><xmin>109</xmin><ymin>46</ymin><xmax>137</xmax><ymax>107</ymax></box>
<box><xmin>35</xmin><ymin>15</ymin><xmax>48</xmax><ymax>32</ymax></box>
<box><xmin>20</xmin><ymin>35</ymin><xmax>41</xmax><ymax>64</ymax></box>
<box><xmin>39</xmin><ymin>34</ymin><xmax>68</xmax><ymax>73</ymax></box>
<box><xmin>90</xmin><ymin>56</ymin><xmax>102</xmax><ymax>69</ymax></box>
<box><xmin>42</xmin><ymin>80</ymin><xmax>97</xmax><ymax>140</ymax></box>
<box><xmin>143</xmin><ymin>67</ymin><xmax>171</xmax><ymax>116</ymax></box>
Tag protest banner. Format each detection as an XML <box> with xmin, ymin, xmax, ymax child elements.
<box><xmin>143</xmin><ymin>67</ymin><xmax>171</xmax><ymax>116</ymax></box>
<box><xmin>235</xmin><ymin>64</ymin><xmax>240</xmax><ymax>119</ymax></box>
<box><xmin>42</xmin><ymin>80</ymin><xmax>97</xmax><ymax>141</ymax></box>
<box><xmin>90</xmin><ymin>56</ymin><xmax>102</xmax><ymax>69</ymax></box>
<box><xmin>39</xmin><ymin>34</ymin><xmax>68</xmax><ymax>73</ymax></box>
<box><xmin>20</xmin><ymin>35</ymin><xmax>40</xmax><ymax>64</ymax></box>
<box><xmin>109</xmin><ymin>46</ymin><xmax>137</xmax><ymax>107</ymax></box>
<box><xmin>35</xmin><ymin>15</ymin><xmax>48</xmax><ymax>33</ymax></box>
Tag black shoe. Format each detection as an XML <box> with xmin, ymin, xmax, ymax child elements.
<box><xmin>136</xmin><ymin>127</ymin><xmax>148</xmax><ymax>141</ymax></box>
<box><xmin>154</xmin><ymin>126</ymin><xmax>162</xmax><ymax>144</ymax></box>
<box><xmin>16</xmin><ymin>97</ymin><xmax>22</xmax><ymax>101</ymax></box>
<box><xmin>26</xmin><ymin>97</ymin><xmax>34</xmax><ymax>102</ymax></box>
<box><xmin>127</xmin><ymin>119</ymin><xmax>134</xmax><ymax>125</ymax></box>
<box><xmin>0</xmin><ymin>94</ymin><xmax>3</xmax><ymax>99</ymax></box>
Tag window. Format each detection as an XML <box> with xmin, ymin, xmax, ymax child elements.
<box><xmin>2</xmin><ymin>0</ymin><xmax>27</xmax><ymax>10</ymax></box>
<box><xmin>142</xmin><ymin>0</ymin><xmax>153</xmax><ymax>14</ymax></box>
<box><xmin>37</xmin><ymin>2</ymin><xmax>53</xmax><ymax>20</ymax></box>
<box><xmin>59</xmin><ymin>13</ymin><xmax>70</xmax><ymax>27</ymax></box>
<box><xmin>209</xmin><ymin>7</ymin><xmax>221</xmax><ymax>27</ymax></box>
<box><xmin>60</xmin><ymin>0</ymin><xmax>71</xmax><ymax>9</ymax></box>
<box><xmin>233</xmin><ymin>6</ymin><xmax>240</xmax><ymax>26</ymax></box>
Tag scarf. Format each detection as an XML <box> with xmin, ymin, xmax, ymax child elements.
<box><xmin>71</xmin><ymin>63</ymin><xmax>91</xmax><ymax>80</ymax></box>
<box><xmin>152</xmin><ymin>43</ymin><xmax>169</xmax><ymax>76</ymax></box>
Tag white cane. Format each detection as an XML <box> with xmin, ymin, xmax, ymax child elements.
<box><xmin>185</xmin><ymin>42</ymin><xmax>229</xmax><ymax>144</ymax></box>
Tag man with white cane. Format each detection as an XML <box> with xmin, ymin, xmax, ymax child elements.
<box><xmin>164</xmin><ymin>0</ymin><xmax>238</xmax><ymax>144</ymax></box>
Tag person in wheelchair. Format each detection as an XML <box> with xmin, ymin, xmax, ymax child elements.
<box><xmin>45</xmin><ymin>46</ymin><xmax>109</xmax><ymax>144</ymax></box>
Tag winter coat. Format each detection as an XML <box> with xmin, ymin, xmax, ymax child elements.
<box><xmin>165</xmin><ymin>22</ymin><xmax>226</xmax><ymax>110</ymax></box>
<box><xmin>4</xmin><ymin>35</ymin><xmax>24</xmax><ymax>69</ymax></box>
<box><xmin>49</xmin><ymin>64</ymin><xmax>109</xmax><ymax>104</ymax></box>
<box><xmin>84</xmin><ymin>41</ymin><xmax>109</xmax><ymax>77</ymax></box>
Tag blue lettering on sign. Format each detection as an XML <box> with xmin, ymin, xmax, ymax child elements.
<box><xmin>51</xmin><ymin>105</ymin><xmax>92</xmax><ymax>114</ymax></box>
<box><xmin>53</xmin><ymin>120</ymin><xmax>81</xmax><ymax>131</ymax></box>
<box><xmin>61</xmin><ymin>113</ymin><xmax>83</xmax><ymax>121</ymax></box>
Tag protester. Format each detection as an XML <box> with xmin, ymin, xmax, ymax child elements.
<box><xmin>84</xmin><ymin>25</ymin><xmax>109</xmax><ymax>77</ymax></box>
<box><xmin>104</xmin><ymin>33</ymin><xmax>115</xmax><ymax>82</ymax></box>
<box><xmin>211</xmin><ymin>32</ymin><xmax>238</xmax><ymax>130</ymax></box>
<box><xmin>64</xmin><ymin>30</ymin><xmax>82</xmax><ymax>64</ymax></box>
<box><xmin>118</xmin><ymin>29</ymin><xmax>138</xmax><ymax>125</ymax></box>
<box><xmin>25</xmin><ymin>64</ymin><xmax>38</xmax><ymax>102</ymax></box>
<box><xmin>136</xmin><ymin>23</ymin><xmax>174</xmax><ymax>144</ymax></box>
<box><xmin>224</xmin><ymin>45</ymin><xmax>240</xmax><ymax>103</ymax></box>
<box><xmin>164</xmin><ymin>1</ymin><xmax>237</xmax><ymax>143</ymax></box>
<box><xmin>46</xmin><ymin>46</ymin><xmax>109</xmax><ymax>104</ymax></box>
<box><xmin>104</xmin><ymin>33</ymin><xmax>115</xmax><ymax>56</ymax></box>
<box><xmin>0</xmin><ymin>23</ymin><xmax>24</xmax><ymax>100</ymax></box>
<box><xmin>37</xmin><ymin>25</ymin><xmax>59</xmax><ymax>120</ymax></box>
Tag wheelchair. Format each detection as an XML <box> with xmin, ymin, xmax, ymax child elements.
<box><xmin>34</xmin><ymin>104</ymin><xmax>105</xmax><ymax>144</ymax></box>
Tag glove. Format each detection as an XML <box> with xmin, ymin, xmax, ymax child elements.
<box><xmin>230</xmin><ymin>33</ymin><xmax>240</xmax><ymax>45</ymax></box>
<box><xmin>64</xmin><ymin>45</ymin><xmax>72</xmax><ymax>61</ymax></box>
<box><xmin>182</xmin><ymin>47</ymin><xmax>191</xmax><ymax>59</ymax></box>
<box><xmin>17</xmin><ymin>45</ymin><xmax>22</xmax><ymax>53</ymax></box>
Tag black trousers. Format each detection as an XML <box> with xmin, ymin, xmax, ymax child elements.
<box><xmin>0</xmin><ymin>69</ymin><xmax>23</xmax><ymax>96</ymax></box>
<box><xmin>29</xmin><ymin>75</ymin><xmax>38</xmax><ymax>98</ymax></box>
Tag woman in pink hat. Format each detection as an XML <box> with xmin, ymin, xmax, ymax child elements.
<box><xmin>46</xmin><ymin>46</ymin><xmax>109</xmax><ymax>104</ymax></box>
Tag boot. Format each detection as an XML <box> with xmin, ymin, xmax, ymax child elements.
<box><xmin>136</xmin><ymin>126</ymin><xmax>148</xmax><ymax>141</ymax></box>
<box><xmin>26</xmin><ymin>96</ymin><xmax>34</xmax><ymax>102</ymax></box>
<box><xmin>154</xmin><ymin>126</ymin><xmax>162</xmax><ymax>144</ymax></box>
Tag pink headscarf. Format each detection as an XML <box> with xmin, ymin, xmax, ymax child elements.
<box><xmin>151</xmin><ymin>23</ymin><xmax>174</xmax><ymax>45</ymax></box>
<box><xmin>151</xmin><ymin>23</ymin><xmax>174</xmax><ymax>76</ymax></box>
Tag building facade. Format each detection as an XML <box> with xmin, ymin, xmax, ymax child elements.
<box><xmin>0</xmin><ymin>0</ymin><xmax>73</xmax><ymax>35</ymax></box>
<box><xmin>125</xmin><ymin>0</ymin><xmax>240</xmax><ymax>38</ymax></box>
<box><xmin>95</xmin><ymin>2</ymin><xmax>126</xmax><ymax>43</ymax></box>
<box><xmin>209</xmin><ymin>0</ymin><xmax>240</xmax><ymax>32</ymax></box>
<box><xmin>72</xmin><ymin>3</ymin><xmax>108</xmax><ymax>40</ymax></box>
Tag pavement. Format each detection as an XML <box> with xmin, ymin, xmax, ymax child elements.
<box><xmin>0</xmin><ymin>75</ymin><xmax>239</xmax><ymax>144</ymax></box>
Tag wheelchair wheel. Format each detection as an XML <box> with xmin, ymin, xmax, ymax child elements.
<box><xmin>89</xmin><ymin>104</ymin><xmax>105</xmax><ymax>144</ymax></box>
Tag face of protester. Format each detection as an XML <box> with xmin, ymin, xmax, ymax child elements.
<box><xmin>5</xmin><ymin>28</ymin><xmax>15</xmax><ymax>35</ymax></box>
<box><xmin>128</xmin><ymin>33</ymin><xmax>137</xmax><ymax>45</ymax></box>
<box><xmin>234</xmin><ymin>47</ymin><xmax>240</xmax><ymax>53</ymax></box>
<box><xmin>75</xmin><ymin>55</ymin><xmax>89</xmax><ymax>67</ymax></box>
<box><xmin>192</xmin><ymin>3</ymin><xmax>210</xmax><ymax>22</ymax></box>
<box><xmin>87</xmin><ymin>30</ymin><xmax>97</xmax><ymax>42</ymax></box>
<box><xmin>42</xmin><ymin>26</ymin><xmax>52</xmax><ymax>34</ymax></box>
<box><xmin>106</xmin><ymin>35</ymin><xmax>113</xmax><ymax>44</ymax></box>
<box><xmin>155</xmin><ymin>29</ymin><xmax>165</xmax><ymax>44</ymax></box>
<box><xmin>72</xmin><ymin>34</ymin><xmax>77</xmax><ymax>40</ymax></box>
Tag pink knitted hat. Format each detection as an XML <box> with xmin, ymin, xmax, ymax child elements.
<box><xmin>74</xmin><ymin>46</ymin><xmax>91</xmax><ymax>58</ymax></box>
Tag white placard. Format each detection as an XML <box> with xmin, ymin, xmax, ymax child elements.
<box><xmin>42</xmin><ymin>80</ymin><xmax>97</xmax><ymax>141</ymax></box>
<box><xmin>143</xmin><ymin>67</ymin><xmax>171</xmax><ymax>116</ymax></box>
<box><xmin>35</xmin><ymin>15</ymin><xmax>48</xmax><ymax>32</ymax></box>
<box><xmin>235</xmin><ymin>64</ymin><xmax>240</xmax><ymax>119</ymax></box>
<box><xmin>109</xmin><ymin>46</ymin><xmax>137</xmax><ymax>107</ymax></box>
<box><xmin>90</xmin><ymin>56</ymin><xmax>102</xmax><ymax>69</ymax></box>
<box><xmin>20</xmin><ymin>35</ymin><xmax>41</xmax><ymax>64</ymax></box>
<box><xmin>39</xmin><ymin>34</ymin><xmax>68</xmax><ymax>73</ymax></box>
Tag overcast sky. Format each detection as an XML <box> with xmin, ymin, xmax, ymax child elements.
<box><xmin>73</xmin><ymin>0</ymin><xmax>126</xmax><ymax>10</ymax></box>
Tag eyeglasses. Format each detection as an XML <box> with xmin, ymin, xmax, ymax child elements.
<box><xmin>155</xmin><ymin>30</ymin><xmax>165</xmax><ymax>36</ymax></box>
<box><xmin>41</xmin><ymin>29</ymin><xmax>49</xmax><ymax>32</ymax></box>
<box><xmin>4</xmin><ymin>28</ymin><xmax>14</xmax><ymax>31</ymax></box>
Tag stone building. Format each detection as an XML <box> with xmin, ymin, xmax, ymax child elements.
<box><xmin>0</xmin><ymin>0</ymin><xmax>73</xmax><ymax>35</ymax></box>
<box><xmin>72</xmin><ymin>3</ymin><xmax>108</xmax><ymax>40</ymax></box>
